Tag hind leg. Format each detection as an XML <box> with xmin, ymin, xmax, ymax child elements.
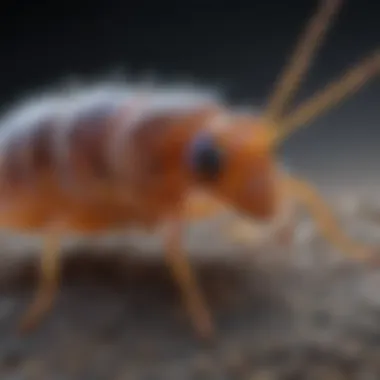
<box><xmin>19</xmin><ymin>231</ymin><xmax>61</xmax><ymax>333</ymax></box>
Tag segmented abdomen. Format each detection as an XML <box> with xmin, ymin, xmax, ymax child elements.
<box><xmin>0</xmin><ymin>84</ymin><xmax>220</xmax><ymax>199</ymax></box>
<box><xmin>0</xmin><ymin>104</ymin><xmax>121</xmax><ymax>194</ymax></box>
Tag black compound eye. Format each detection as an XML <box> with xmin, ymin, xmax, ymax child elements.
<box><xmin>188</xmin><ymin>133</ymin><xmax>223</xmax><ymax>181</ymax></box>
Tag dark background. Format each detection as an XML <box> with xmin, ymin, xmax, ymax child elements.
<box><xmin>0</xmin><ymin>0</ymin><xmax>379</xmax><ymax>183</ymax></box>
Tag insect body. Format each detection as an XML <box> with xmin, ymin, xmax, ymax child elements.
<box><xmin>0</xmin><ymin>0</ymin><xmax>379</xmax><ymax>340</ymax></box>
<box><xmin>0</xmin><ymin>86</ymin><xmax>282</xmax><ymax>338</ymax></box>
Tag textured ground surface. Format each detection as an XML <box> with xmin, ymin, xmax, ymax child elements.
<box><xmin>0</xmin><ymin>187</ymin><xmax>380</xmax><ymax>379</ymax></box>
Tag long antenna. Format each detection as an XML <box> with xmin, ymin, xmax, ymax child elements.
<box><xmin>264</xmin><ymin>0</ymin><xmax>342</xmax><ymax>124</ymax></box>
<box><xmin>274</xmin><ymin>50</ymin><xmax>380</xmax><ymax>143</ymax></box>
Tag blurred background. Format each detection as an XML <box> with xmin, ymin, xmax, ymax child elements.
<box><xmin>0</xmin><ymin>0</ymin><xmax>379</xmax><ymax>379</ymax></box>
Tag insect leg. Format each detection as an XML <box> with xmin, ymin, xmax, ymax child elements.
<box><xmin>284</xmin><ymin>174</ymin><xmax>378</xmax><ymax>262</ymax></box>
<box><xmin>164</xmin><ymin>214</ymin><xmax>215</xmax><ymax>341</ymax></box>
<box><xmin>19</xmin><ymin>231</ymin><xmax>61</xmax><ymax>333</ymax></box>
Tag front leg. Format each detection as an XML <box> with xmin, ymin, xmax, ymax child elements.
<box><xmin>164</xmin><ymin>214</ymin><xmax>215</xmax><ymax>341</ymax></box>
<box><xmin>284</xmin><ymin>173</ymin><xmax>378</xmax><ymax>262</ymax></box>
